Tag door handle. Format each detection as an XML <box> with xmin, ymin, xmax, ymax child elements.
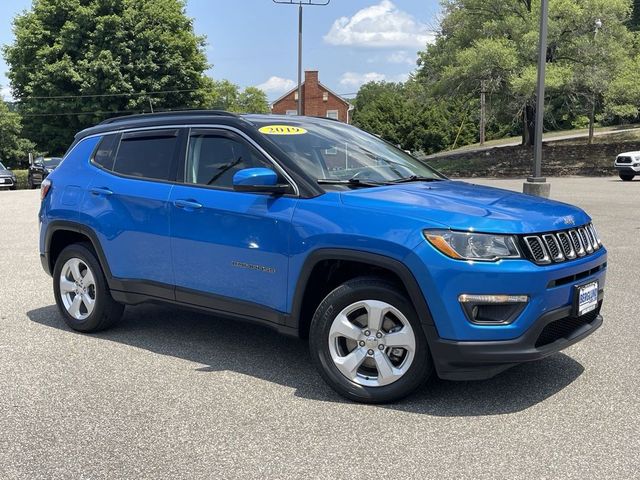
<box><xmin>174</xmin><ymin>199</ymin><xmax>203</xmax><ymax>210</ymax></box>
<box><xmin>90</xmin><ymin>187</ymin><xmax>113</xmax><ymax>196</ymax></box>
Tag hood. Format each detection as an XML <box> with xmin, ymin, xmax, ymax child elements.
<box><xmin>340</xmin><ymin>180</ymin><xmax>590</xmax><ymax>234</ymax></box>
<box><xmin>0</xmin><ymin>168</ymin><xmax>14</xmax><ymax>177</ymax></box>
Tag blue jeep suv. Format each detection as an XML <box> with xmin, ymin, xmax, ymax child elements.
<box><xmin>39</xmin><ymin>111</ymin><xmax>606</xmax><ymax>403</ymax></box>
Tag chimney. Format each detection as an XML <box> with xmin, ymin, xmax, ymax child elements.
<box><xmin>305</xmin><ymin>70</ymin><xmax>319</xmax><ymax>85</ymax></box>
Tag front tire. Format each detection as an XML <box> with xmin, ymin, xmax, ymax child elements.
<box><xmin>309</xmin><ymin>277</ymin><xmax>433</xmax><ymax>403</ymax></box>
<box><xmin>53</xmin><ymin>243</ymin><xmax>124</xmax><ymax>332</ymax></box>
<box><xmin>620</xmin><ymin>173</ymin><xmax>635</xmax><ymax>181</ymax></box>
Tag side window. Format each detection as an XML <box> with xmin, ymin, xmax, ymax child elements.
<box><xmin>92</xmin><ymin>134</ymin><xmax>119</xmax><ymax>171</ymax></box>
<box><xmin>186</xmin><ymin>131</ymin><xmax>272</xmax><ymax>188</ymax></box>
<box><xmin>113</xmin><ymin>130</ymin><xmax>179</xmax><ymax>180</ymax></box>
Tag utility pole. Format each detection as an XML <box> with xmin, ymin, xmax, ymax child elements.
<box><xmin>589</xmin><ymin>19</ymin><xmax>603</xmax><ymax>145</ymax></box>
<box><xmin>523</xmin><ymin>0</ymin><xmax>551</xmax><ymax>198</ymax></box>
<box><xmin>480</xmin><ymin>80</ymin><xmax>486</xmax><ymax>145</ymax></box>
<box><xmin>273</xmin><ymin>0</ymin><xmax>331</xmax><ymax>116</ymax></box>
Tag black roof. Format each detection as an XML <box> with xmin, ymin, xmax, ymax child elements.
<box><xmin>76</xmin><ymin>110</ymin><xmax>342</xmax><ymax>140</ymax></box>
<box><xmin>97</xmin><ymin>110</ymin><xmax>238</xmax><ymax>125</ymax></box>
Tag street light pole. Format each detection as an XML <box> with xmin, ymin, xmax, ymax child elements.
<box><xmin>273</xmin><ymin>0</ymin><xmax>331</xmax><ymax>116</ymax></box>
<box><xmin>524</xmin><ymin>0</ymin><xmax>551</xmax><ymax>198</ymax></box>
<box><xmin>298</xmin><ymin>4</ymin><xmax>303</xmax><ymax>115</ymax></box>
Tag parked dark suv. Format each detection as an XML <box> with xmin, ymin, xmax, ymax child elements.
<box><xmin>38</xmin><ymin>111</ymin><xmax>606</xmax><ymax>403</ymax></box>
<box><xmin>28</xmin><ymin>156</ymin><xmax>62</xmax><ymax>189</ymax></box>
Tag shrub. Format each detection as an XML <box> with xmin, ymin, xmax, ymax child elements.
<box><xmin>13</xmin><ymin>169</ymin><xmax>29</xmax><ymax>189</ymax></box>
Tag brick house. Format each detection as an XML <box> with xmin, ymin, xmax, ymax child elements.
<box><xmin>271</xmin><ymin>71</ymin><xmax>353</xmax><ymax>123</ymax></box>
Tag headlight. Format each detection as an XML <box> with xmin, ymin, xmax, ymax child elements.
<box><xmin>424</xmin><ymin>229</ymin><xmax>521</xmax><ymax>262</ymax></box>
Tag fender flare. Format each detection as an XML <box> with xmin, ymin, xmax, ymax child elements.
<box><xmin>288</xmin><ymin>248</ymin><xmax>436</xmax><ymax>334</ymax></box>
<box><xmin>43</xmin><ymin>220</ymin><xmax>115</xmax><ymax>284</ymax></box>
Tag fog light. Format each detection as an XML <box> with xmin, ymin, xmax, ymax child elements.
<box><xmin>458</xmin><ymin>294</ymin><xmax>529</xmax><ymax>325</ymax></box>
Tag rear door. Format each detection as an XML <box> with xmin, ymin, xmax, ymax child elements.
<box><xmin>169</xmin><ymin>127</ymin><xmax>297</xmax><ymax>313</ymax></box>
<box><xmin>82</xmin><ymin>129</ymin><xmax>185</xmax><ymax>293</ymax></box>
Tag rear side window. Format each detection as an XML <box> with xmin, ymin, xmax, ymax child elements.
<box><xmin>92</xmin><ymin>134</ymin><xmax>119</xmax><ymax>171</ymax></box>
<box><xmin>113</xmin><ymin>130</ymin><xmax>179</xmax><ymax>181</ymax></box>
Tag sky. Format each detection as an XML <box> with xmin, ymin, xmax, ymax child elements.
<box><xmin>0</xmin><ymin>0</ymin><xmax>440</xmax><ymax>102</ymax></box>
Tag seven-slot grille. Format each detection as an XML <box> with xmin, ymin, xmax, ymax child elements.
<box><xmin>523</xmin><ymin>223</ymin><xmax>601</xmax><ymax>265</ymax></box>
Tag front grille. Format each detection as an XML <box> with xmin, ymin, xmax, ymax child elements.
<box><xmin>535</xmin><ymin>306</ymin><xmax>601</xmax><ymax>348</ymax></box>
<box><xmin>556</xmin><ymin>232</ymin><xmax>576</xmax><ymax>259</ymax></box>
<box><xmin>617</xmin><ymin>156</ymin><xmax>632</xmax><ymax>164</ymax></box>
<box><xmin>522</xmin><ymin>223</ymin><xmax>602</xmax><ymax>265</ymax></box>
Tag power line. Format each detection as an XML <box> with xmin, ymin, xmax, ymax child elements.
<box><xmin>14</xmin><ymin>87</ymin><xmax>358</xmax><ymax>104</ymax></box>
<box><xmin>16</xmin><ymin>88</ymin><xmax>203</xmax><ymax>101</ymax></box>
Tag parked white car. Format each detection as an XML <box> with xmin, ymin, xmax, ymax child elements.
<box><xmin>614</xmin><ymin>151</ymin><xmax>640</xmax><ymax>181</ymax></box>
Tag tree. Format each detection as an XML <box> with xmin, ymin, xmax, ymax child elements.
<box><xmin>235</xmin><ymin>87</ymin><xmax>270</xmax><ymax>114</ymax></box>
<box><xmin>4</xmin><ymin>0</ymin><xmax>211</xmax><ymax>154</ymax></box>
<box><xmin>0</xmin><ymin>101</ymin><xmax>36</xmax><ymax>167</ymax></box>
<box><xmin>416</xmin><ymin>0</ymin><xmax>634</xmax><ymax>146</ymax></box>
<box><xmin>201</xmin><ymin>79</ymin><xmax>270</xmax><ymax>114</ymax></box>
<box><xmin>352</xmin><ymin>81</ymin><xmax>477</xmax><ymax>154</ymax></box>
<box><xmin>630</xmin><ymin>0</ymin><xmax>640</xmax><ymax>30</ymax></box>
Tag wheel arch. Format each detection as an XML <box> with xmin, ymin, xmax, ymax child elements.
<box><xmin>44</xmin><ymin>220</ymin><xmax>114</xmax><ymax>284</ymax></box>
<box><xmin>289</xmin><ymin>249</ymin><xmax>436</xmax><ymax>339</ymax></box>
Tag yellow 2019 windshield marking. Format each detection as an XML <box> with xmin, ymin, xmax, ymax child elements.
<box><xmin>259</xmin><ymin>125</ymin><xmax>307</xmax><ymax>135</ymax></box>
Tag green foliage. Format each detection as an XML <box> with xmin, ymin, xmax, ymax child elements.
<box><xmin>630</xmin><ymin>0</ymin><xmax>640</xmax><ymax>30</ymax></box>
<box><xmin>414</xmin><ymin>0</ymin><xmax>636</xmax><ymax>148</ymax></box>
<box><xmin>12</xmin><ymin>169</ymin><xmax>29</xmax><ymax>189</ymax></box>
<box><xmin>202</xmin><ymin>80</ymin><xmax>269</xmax><ymax>113</ymax></box>
<box><xmin>352</xmin><ymin>81</ymin><xmax>477</xmax><ymax>154</ymax></box>
<box><xmin>4</xmin><ymin>0</ymin><xmax>211</xmax><ymax>154</ymax></box>
<box><xmin>235</xmin><ymin>87</ymin><xmax>270</xmax><ymax>114</ymax></box>
<box><xmin>0</xmin><ymin>101</ymin><xmax>36</xmax><ymax>168</ymax></box>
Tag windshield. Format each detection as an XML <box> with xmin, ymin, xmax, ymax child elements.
<box><xmin>252</xmin><ymin>119</ymin><xmax>444</xmax><ymax>185</ymax></box>
<box><xmin>44</xmin><ymin>158</ymin><xmax>62</xmax><ymax>168</ymax></box>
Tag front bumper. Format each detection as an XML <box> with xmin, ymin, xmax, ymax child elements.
<box><xmin>0</xmin><ymin>177</ymin><xmax>15</xmax><ymax>188</ymax></box>
<box><xmin>428</xmin><ymin>297</ymin><xmax>603</xmax><ymax>380</ymax></box>
<box><xmin>615</xmin><ymin>165</ymin><xmax>640</xmax><ymax>175</ymax></box>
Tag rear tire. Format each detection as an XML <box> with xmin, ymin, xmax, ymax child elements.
<box><xmin>53</xmin><ymin>243</ymin><xmax>124</xmax><ymax>332</ymax></box>
<box><xmin>309</xmin><ymin>277</ymin><xmax>433</xmax><ymax>403</ymax></box>
<box><xmin>620</xmin><ymin>173</ymin><xmax>635</xmax><ymax>181</ymax></box>
<box><xmin>28</xmin><ymin>176</ymin><xmax>35</xmax><ymax>189</ymax></box>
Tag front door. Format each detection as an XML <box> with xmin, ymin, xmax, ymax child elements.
<box><xmin>169</xmin><ymin>128</ymin><xmax>297</xmax><ymax>313</ymax></box>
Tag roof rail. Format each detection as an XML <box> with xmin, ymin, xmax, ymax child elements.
<box><xmin>98</xmin><ymin>110</ymin><xmax>237</xmax><ymax>125</ymax></box>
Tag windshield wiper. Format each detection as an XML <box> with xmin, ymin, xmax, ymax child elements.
<box><xmin>317</xmin><ymin>178</ymin><xmax>385</xmax><ymax>188</ymax></box>
<box><xmin>388</xmin><ymin>175</ymin><xmax>443</xmax><ymax>184</ymax></box>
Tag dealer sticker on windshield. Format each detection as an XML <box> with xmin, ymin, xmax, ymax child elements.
<box><xmin>576</xmin><ymin>281</ymin><xmax>598</xmax><ymax>316</ymax></box>
<box><xmin>259</xmin><ymin>125</ymin><xmax>307</xmax><ymax>135</ymax></box>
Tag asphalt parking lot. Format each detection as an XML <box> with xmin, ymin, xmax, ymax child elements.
<box><xmin>1</xmin><ymin>176</ymin><xmax>638</xmax><ymax>479</ymax></box>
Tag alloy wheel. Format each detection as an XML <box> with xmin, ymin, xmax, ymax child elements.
<box><xmin>59</xmin><ymin>257</ymin><xmax>97</xmax><ymax>321</ymax></box>
<box><xmin>328</xmin><ymin>300</ymin><xmax>416</xmax><ymax>387</ymax></box>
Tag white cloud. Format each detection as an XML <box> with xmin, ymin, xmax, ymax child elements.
<box><xmin>339</xmin><ymin>71</ymin><xmax>409</xmax><ymax>89</ymax></box>
<box><xmin>256</xmin><ymin>76</ymin><xmax>296</xmax><ymax>94</ymax></box>
<box><xmin>1</xmin><ymin>86</ymin><xmax>13</xmax><ymax>102</ymax></box>
<box><xmin>387</xmin><ymin>50</ymin><xmax>416</xmax><ymax>66</ymax></box>
<box><xmin>324</xmin><ymin>0</ymin><xmax>435</xmax><ymax>48</ymax></box>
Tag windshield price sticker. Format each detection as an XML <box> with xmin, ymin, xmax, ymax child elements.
<box><xmin>259</xmin><ymin>125</ymin><xmax>307</xmax><ymax>135</ymax></box>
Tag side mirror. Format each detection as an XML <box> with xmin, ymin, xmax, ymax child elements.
<box><xmin>233</xmin><ymin>168</ymin><xmax>290</xmax><ymax>194</ymax></box>
<box><xmin>6</xmin><ymin>167</ymin><xmax>11</xmax><ymax>171</ymax></box>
